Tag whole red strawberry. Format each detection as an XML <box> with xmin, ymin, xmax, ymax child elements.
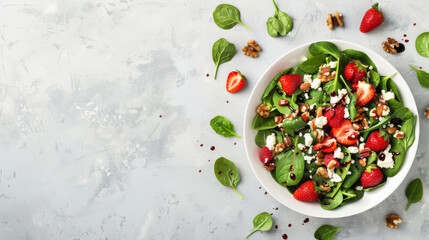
<box><xmin>344</xmin><ymin>61</ymin><xmax>367</xmax><ymax>83</ymax></box>
<box><xmin>360</xmin><ymin>164</ymin><xmax>384</xmax><ymax>188</ymax></box>
<box><xmin>226</xmin><ymin>71</ymin><xmax>246</xmax><ymax>93</ymax></box>
<box><xmin>360</xmin><ymin>3</ymin><xmax>384</xmax><ymax>33</ymax></box>
<box><xmin>293</xmin><ymin>180</ymin><xmax>318</xmax><ymax>202</ymax></box>
<box><xmin>259</xmin><ymin>146</ymin><xmax>273</xmax><ymax>164</ymax></box>
<box><xmin>279</xmin><ymin>74</ymin><xmax>303</xmax><ymax>96</ymax></box>
<box><xmin>365</xmin><ymin>130</ymin><xmax>389</xmax><ymax>152</ymax></box>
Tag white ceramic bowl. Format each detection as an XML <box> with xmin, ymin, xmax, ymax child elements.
<box><xmin>243</xmin><ymin>40</ymin><xmax>420</xmax><ymax>218</ymax></box>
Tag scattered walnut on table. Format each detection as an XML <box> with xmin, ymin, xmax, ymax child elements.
<box><xmin>326</xmin><ymin>11</ymin><xmax>344</xmax><ymax>30</ymax></box>
<box><xmin>425</xmin><ymin>106</ymin><xmax>429</xmax><ymax>119</ymax></box>
<box><xmin>386</xmin><ymin>213</ymin><xmax>402</xmax><ymax>229</ymax></box>
<box><xmin>382</xmin><ymin>38</ymin><xmax>400</xmax><ymax>54</ymax></box>
<box><xmin>242</xmin><ymin>40</ymin><xmax>262</xmax><ymax>58</ymax></box>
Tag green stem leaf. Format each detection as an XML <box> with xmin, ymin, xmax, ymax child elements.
<box><xmin>233</xmin><ymin>186</ymin><xmax>244</xmax><ymax>199</ymax></box>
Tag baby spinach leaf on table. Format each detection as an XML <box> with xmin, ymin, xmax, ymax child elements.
<box><xmin>299</xmin><ymin>54</ymin><xmax>329</xmax><ymax>73</ymax></box>
<box><xmin>214</xmin><ymin>157</ymin><xmax>243</xmax><ymax>199</ymax></box>
<box><xmin>415</xmin><ymin>32</ymin><xmax>429</xmax><ymax>58</ymax></box>
<box><xmin>266</xmin><ymin>0</ymin><xmax>293</xmax><ymax>37</ymax></box>
<box><xmin>369</xmin><ymin>70</ymin><xmax>381</xmax><ymax>88</ymax></box>
<box><xmin>245</xmin><ymin>212</ymin><xmax>273</xmax><ymax>238</ymax></box>
<box><xmin>213</xmin><ymin>4</ymin><xmax>252</xmax><ymax>31</ymax></box>
<box><xmin>210</xmin><ymin>115</ymin><xmax>241</xmax><ymax>138</ymax></box>
<box><xmin>405</xmin><ymin>178</ymin><xmax>423</xmax><ymax>210</ymax></box>
<box><xmin>382</xmin><ymin>138</ymin><xmax>406</xmax><ymax>177</ymax></box>
<box><xmin>314</xmin><ymin>224</ymin><xmax>342</xmax><ymax>240</ymax></box>
<box><xmin>410</xmin><ymin>65</ymin><xmax>429</xmax><ymax>88</ymax></box>
<box><xmin>276</xmin><ymin>148</ymin><xmax>304</xmax><ymax>186</ymax></box>
<box><xmin>212</xmin><ymin>38</ymin><xmax>236</xmax><ymax>79</ymax></box>
<box><xmin>321</xmin><ymin>190</ymin><xmax>343</xmax><ymax>210</ymax></box>
<box><xmin>342</xmin><ymin>49</ymin><xmax>377</xmax><ymax>72</ymax></box>
<box><xmin>309</xmin><ymin>41</ymin><xmax>340</xmax><ymax>60</ymax></box>
<box><xmin>399</xmin><ymin>115</ymin><xmax>417</xmax><ymax>150</ymax></box>
<box><xmin>262</xmin><ymin>68</ymin><xmax>294</xmax><ymax>100</ymax></box>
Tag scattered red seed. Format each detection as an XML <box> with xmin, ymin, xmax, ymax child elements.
<box><xmin>259</xmin><ymin>187</ymin><xmax>261</xmax><ymax>189</ymax></box>
<box><xmin>226</xmin><ymin>100</ymin><xmax>229</xmax><ymax>103</ymax></box>
<box><xmin>413</xmin><ymin>23</ymin><xmax>416</xmax><ymax>26</ymax></box>
<box><xmin>420</xmin><ymin>67</ymin><xmax>423</xmax><ymax>69</ymax></box>
<box><xmin>282</xmin><ymin>233</ymin><xmax>288</xmax><ymax>239</ymax></box>
<box><xmin>206</xmin><ymin>73</ymin><xmax>209</xmax><ymax>77</ymax></box>
<box><xmin>270</xmin><ymin>213</ymin><xmax>273</xmax><ymax>215</ymax></box>
<box><xmin>303</xmin><ymin>218</ymin><xmax>310</xmax><ymax>223</ymax></box>
<box><xmin>265</xmin><ymin>192</ymin><xmax>267</xmax><ymax>195</ymax></box>
<box><xmin>200</xmin><ymin>144</ymin><xmax>203</xmax><ymax>147</ymax></box>
<box><xmin>275</xmin><ymin>207</ymin><xmax>278</xmax><ymax>210</ymax></box>
<box><xmin>404</xmin><ymin>34</ymin><xmax>407</xmax><ymax>37</ymax></box>
<box><xmin>208</xmin><ymin>160</ymin><xmax>210</xmax><ymax>162</ymax></box>
<box><xmin>275</xmin><ymin>225</ymin><xmax>278</xmax><ymax>229</ymax></box>
<box><xmin>210</xmin><ymin>146</ymin><xmax>215</xmax><ymax>151</ymax></box>
<box><xmin>159</xmin><ymin>115</ymin><xmax>162</xmax><ymax>118</ymax></box>
<box><xmin>198</xmin><ymin>170</ymin><xmax>201</xmax><ymax>173</ymax></box>
<box><xmin>234</xmin><ymin>142</ymin><xmax>237</xmax><ymax>145</ymax></box>
<box><xmin>405</xmin><ymin>39</ymin><xmax>409</xmax><ymax>43</ymax></box>
<box><xmin>288</xmin><ymin>224</ymin><xmax>292</xmax><ymax>227</ymax></box>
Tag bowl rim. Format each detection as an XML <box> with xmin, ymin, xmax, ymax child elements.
<box><xmin>243</xmin><ymin>39</ymin><xmax>420</xmax><ymax>218</ymax></box>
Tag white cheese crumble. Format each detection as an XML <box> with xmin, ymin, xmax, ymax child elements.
<box><xmin>311</xmin><ymin>78</ymin><xmax>321</xmax><ymax>89</ymax></box>
<box><xmin>369</xmin><ymin>66</ymin><xmax>373</xmax><ymax>70</ymax></box>
<box><xmin>333</xmin><ymin>147</ymin><xmax>344</xmax><ymax>159</ymax></box>
<box><xmin>359</xmin><ymin>137</ymin><xmax>364</xmax><ymax>142</ymax></box>
<box><xmin>298</xmin><ymin>143</ymin><xmax>306</xmax><ymax>151</ymax></box>
<box><xmin>344</xmin><ymin>108</ymin><xmax>350</xmax><ymax>118</ymax></box>
<box><xmin>304</xmin><ymin>155</ymin><xmax>315</xmax><ymax>164</ymax></box>
<box><xmin>304</xmin><ymin>93</ymin><xmax>309</xmax><ymax>99</ymax></box>
<box><xmin>382</xmin><ymin>106</ymin><xmax>390</xmax><ymax>116</ymax></box>
<box><xmin>377</xmin><ymin>144</ymin><xmax>394</xmax><ymax>168</ymax></box>
<box><xmin>315</xmin><ymin>116</ymin><xmax>328</xmax><ymax>128</ymax></box>
<box><xmin>310</xmin><ymin>103</ymin><xmax>316</xmax><ymax>110</ymax></box>
<box><xmin>304</xmin><ymin>133</ymin><xmax>313</xmax><ymax>147</ymax></box>
<box><xmin>303</xmin><ymin>75</ymin><xmax>313</xmax><ymax>83</ymax></box>
<box><xmin>381</xmin><ymin>90</ymin><xmax>395</xmax><ymax>101</ymax></box>
<box><xmin>348</xmin><ymin>146</ymin><xmax>359</xmax><ymax>154</ymax></box>
<box><xmin>355</xmin><ymin>186</ymin><xmax>363</xmax><ymax>191</ymax></box>
<box><xmin>351</xmin><ymin>160</ymin><xmax>355</xmax><ymax>164</ymax></box>
<box><xmin>359</xmin><ymin>143</ymin><xmax>365</xmax><ymax>151</ymax></box>
<box><xmin>328</xmin><ymin>167</ymin><xmax>342</xmax><ymax>183</ymax></box>
<box><xmin>266</xmin><ymin>133</ymin><xmax>276</xmax><ymax>150</ymax></box>
<box><xmin>328</xmin><ymin>61</ymin><xmax>338</xmax><ymax>69</ymax></box>
<box><xmin>347</xmin><ymin>171</ymin><xmax>352</xmax><ymax>175</ymax></box>
<box><xmin>330</xmin><ymin>96</ymin><xmax>340</xmax><ymax>104</ymax></box>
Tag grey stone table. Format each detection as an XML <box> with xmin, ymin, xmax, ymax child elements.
<box><xmin>0</xmin><ymin>0</ymin><xmax>428</xmax><ymax>239</ymax></box>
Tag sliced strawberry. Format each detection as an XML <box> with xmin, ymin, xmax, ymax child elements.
<box><xmin>360</xmin><ymin>3</ymin><xmax>384</xmax><ymax>33</ymax></box>
<box><xmin>365</xmin><ymin>130</ymin><xmax>389</xmax><ymax>152</ymax></box>
<box><xmin>328</xmin><ymin>105</ymin><xmax>345</xmax><ymax>128</ymax></box>
<box><xmin>324</xmin><ymin>154</ymin><xmax>340</xmax><ymax>168</ymax></box>
<box><xmin>313</xmin><ymin>138</ymin><xmax>337</xmax><ymax>153</ymax></box>
<box><xmin>279</xmin><ymin>74</ymin><xmax>303</xmax><ymax>96</ymax></box>
<box><xmin>360</xmin><ymin>165</ymin><xmax>384</xmax><ymax>188</ymax></box>
<box><xmin>331</xmin><ymin>119</ymin><xmax>358</xmax><ymax>145</ymax></box>
<box><xmin>355</xmin><ymin>81</ymin><xmax>375</xmax><ymax>107</ymax></box>
<box><xmin>226</xmin><ymin>71</ymin><xmax>246</xmax><ymax>93</ymax></box>
<box><xmin>293</xmin><ymin>180</ymin><xmax>318</xmax><ymax>202</ymax></box>
<box><xmin>324</xmin><ymin>108</ymin><xmax>335</xmax><ymax>121</ymax></box>
<box><xmin>259</xmin><ymin>146</ymin><xmax>273</xmax><ymax>164</ymax></box>
<box><xmin>344</xmin><ymin>61</ymin><xmax>367</xmax><ymax>83</ymax></box>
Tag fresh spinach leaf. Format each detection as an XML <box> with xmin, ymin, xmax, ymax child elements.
<box><xmin>361</xmin><ymin>106</ymin><xmax>412</xmax><ymax>133</ymax></box>
<box><xmin>321</xmin><ymin>190</ymin><xmax>343</xmax><ymax>210</ymax></box>
<box><xmin>387</xmin><ymin>99</ymin><xmax>404</xmax><ymax>112</ymax></box>
<box><xmin>341</xmin><ymin>188</ymin><xmax>364</xmax><ymax>206</ymax></box>
<box><xmin>299</xmin><ymin>54</ymin><xmax>329</xmax><ymax>73</ymax></box>
<box><xmin>342</xmin><ymin>49</ymin><xmax>377</xmax><ymax>71</ymax></box>
<box><xmin>213</xmin><ymin>4</ymin><xmax>252</xmax><ymax>31</ymax></box>
<box><xmin>309</xmin><ymin>41</ymin><xmax>340</xmax><ymax>60</ymax></box>
<box><xmin>282</xmin><ymin>117</ymin><xmax>307</xmax><ymax>136</ymax></box>
<box><xmin>245</xmin><ymin>212</ymin><xmax>273</xmax><ymax>238</ymax></box>
<box><xmin>212</xmin><ymin>38</ymin><xmax>236</xmax><ymax>79</ymax></box>
<box><xmin>369</xmin><ymin>70</ymin><xmax>380</xmax><ymax>88</ymax></box>
<box><xmin>382</xmin><ymin>138</ymin><xmax>406</xmax><ymax>177</ymax></box>
<box><xmin>266</xmin><ymin>0</ymin><xmax>293</xmax><ymax>37</ymax></box>
<box><xmin>214</xmin><ymin>157</ymin><xmax>243</xmax><ymax>199</ymax></box>
<box><xmin>262</xmin><ymin>68</ymin><xmax>294</xmax><ymax>101</ymax></box>
<box><xmin>380</xmin><ymin>73</ymin><xmax>401</xmax><ymax>102</ymax></box>
<box><xmin>255</xmin><ymin>129</ymin><xmax>283</xmax><ymax>148</ymax></box>
<box><xmin>314</xmin><ymin>224</ymin><xmax>342</xmax><ymax>240</ymax></box>
<box><xmin>366</xmin><ymin>151</ymin><xmax>378</xmax><ymax>165</ymax></box>
<box><xmin>405</xmin><ymin>178</ymin><xmax>423</xmax><ymax>210</ymax></box>
<box><xmin>252</xmin><ymin>114</ymin><xmax>278</xmax><ymax>130</ymax></box>
<box><xmin>210</xmin><ymin>115</ymin><xmax>241</xmax><ymax>138</ymax></box>
<box><xmin>399</xmin><ymin>115</ymin><xmax>417</xmax><ymax>150</ymax></box>
<box><xmin>276</xmin><ymin>148</ymin><xmax>304</xmax><ymax>186</ymax></box>
<box><xmin>410</xmin><ymin>65</ymin><xmax>429</xmax><ymax>88</ymax></box>
<box><xmin>415</xmin><ymin>32</ymin><xmax>429</xmax><ymax>58</ymax></box>
<box><xmin>343</xmin><ymin>160</ymin><xmax>365</xmax><ymax>188</ymax></box>
<box><xmin>273</xmin><ymin>91</ymin><xmax>292</xmax><ymax>115</ymax></box>
<box><xmin>340</xmin><ymin>75</ymin><xmax>357</xmax><ymax>120</ymax></box>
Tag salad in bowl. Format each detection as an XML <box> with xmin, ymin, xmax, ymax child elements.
<box><xmin>251</xmin><ymin>41</ymin><xmax>417</xmax><ymax>210</ymax></box>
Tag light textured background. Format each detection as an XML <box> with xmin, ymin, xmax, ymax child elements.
<box><xmin>0</xmin><ymin>0</ymin><xmax>427</xmax><ymax>239</ymax></box>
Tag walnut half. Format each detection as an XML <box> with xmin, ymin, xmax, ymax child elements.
<box><xmin>242</xmin><ymin>40</ymin><xmax>262</xmax><ymax>58</ymax></box>
<box><xmin>386</xmin><ymin>213</ymin><xmax>402</xmax><ymax>229</ymax></box>
<box><xmin>382</xmin><ymin>38</ymin><xmax>400</xmax><ymax>54</ymax></box>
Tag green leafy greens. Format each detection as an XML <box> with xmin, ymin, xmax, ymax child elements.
<box><xmin>245</xmin><ymin>212</ymin><xmax>273</xmax><ymax>238</ymax></box>
<box><xmin>410</xmin><ymin>65</ymin><xmax>429</xmax><ymax>88</ymax></box>
<box><xmin>405</xmin><ymin>178</ymin><xmax>423</xmax><ymax>210</ymax></box>
<box><xmin>210</xmin><ymin>115</ymin><xmax>241</xmax><ymax>138</ymax></box>
<box><xmin>213</xmin><ymin>4</ymin><xmax>252</xmax><ymax>31</ymax></box>
<box><xmin>415</xmin><ymin>32</ymin><xmax>429</xmax><ymax>58</ymax></box>
<box><xmin>214</xmin><ymin>157</ymin><xmax>243</xmax><ymax>199</ymax></box>
<box><xmin>266</xmin><ymin>0</ymin><xmax>293</xmax><ymax>37</ymax></box>
<box><xmin>212</xmin><ymin>38</ymin><xmax>236</xmax><ymax>79</ymax></box>
<box><xmin>314</xmin><ymin>224</ymin><xmax>342</xmax><ymax>240</ymax></box>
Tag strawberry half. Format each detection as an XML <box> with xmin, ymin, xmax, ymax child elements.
<box><xmin>226</xmin><ymin>71</ymin><xmax>246</xmax><ymax>93</ymax></box>
<box><xmin>331</xmin><ymin>119</ymin><xmax>358</xmax><ymax>145</ymax></box>
<box><xmin>344</xmin><ymin>61</ymin><xmax>367</xmax><ymax>83</ymax></box>
<box><xmin>293</xmin><ymin>180</ymin><xmax>318</xmax><ymax>202</ymax></box>
<box><xmin>259</xmin><ymin>146</ymin><xmax>273</xmax><ymax>164</ymax></box>
<box><xmin>354</xmin><ymin>81</ymin><xmax>375</xmax><ymax>107</ymax></box>
<box><xmin>365</xmin><ymin>130</ymin><xmax>389</xmax><ymax>152</ymax></box>
<box><xmin>279</xmin><ymin>74</ymin><xmax>303</xmax><ymax>96</ymax></box>
<box><xmin>324</xmin><ymin>154</ymin><xmax>340</xmax><ymax>168</ymax></box>
<box><xmin>360</xmin><ymin>164</ymin><xmax>384</xmax><ymax>188</ymax></box>
<box><xmin>360</xmin><ymin>3</ymin><xmax>384</xmax><ymax>33</ymax></box>
<box><xmin>328</xmin><ymin>105</ymin><xmax>345</xmax><ymax>128</ymax></box>
<box><xmin>313</xmin><ymin>138</ymin><xmax>337</xmax><ymax>153</ymax></box>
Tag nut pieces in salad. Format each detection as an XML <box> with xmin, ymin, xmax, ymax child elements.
<box><xmin>252</xmin><ymin>41</ymin><xmax>417</xmax><ymax>210</ymax></box>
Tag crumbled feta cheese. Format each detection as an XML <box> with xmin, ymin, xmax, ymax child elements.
<box><xmin>330</xmin><ymin>96</ymin><xmax>340</xmax><ymax>104</ymax></box>
<box><xmin>321</xmin><ymin>64</ymin><xmax>328</xmax><ymax>68</ymax></box>
<box><xmin>359</xmin><ymin>137</ymin><xmax>364</xmax><ymax>142</ymax></box>
<box><xmin>369</xmin><ymin>66</ymin><xmax>373</xmax><ymax>70</ymax></box>
<box><xmin>347</xmin><ymin>171</ymin><xmax>352</xmax><ymax>175</ymax></box>
<box><xmin>388</xmin><ymin>123</ymin><xmax>394</xmax><ymax>128</ymax></box>
<box><xmin>344</xmin><ymin>95</ymin><xmax>350</xmax><ymax>104</ymax></box>
<box><xmin>359</xmin><ymin>143</ymin><xmax>365</xmax><ymax>151</ymax></box>
<box><xmin>310</xmin><ymin>103</ymin><xmax>316</xmax><ymax>110</ymax></box>
<box><xmin>297</xmin><ymin>143</ymin><xmax>305</xmax><ymax>151</ymax></box>
<box><xmin>304</xmin><ymin>133</ymin><xmax>313</xmax><ymax>147</ymax></box>
<box><xmin>304</xmin><ymin>155</ymin><xmax>315</xmax><ymax>164</ymax></box>
<box><xmin>333</xmin><ymin>147</ymin><xmax>344</xmax><ymax>159</ymax></box>
<box><xmin>303</xmin><ymin>75</ymin><xmax>313</xmax><ymax>83</ymax></box>
<box><xmin>355</xmin><ymin>186</ymin><xmax>363</xmax><ymax>191</ymax></box>
<box><xmin>315</xmin><ymin>116</ymin><xmax>328</xmax><ymax>128</ymax></box>
<box><xmin>309</xmin><ymin>175</ymin><xmax>313</xmax><ymax>179</ymax></box>
<box><xmin>317</xmin><ymin>87</ymin><xmax>322</xmax><ymax>91</ymax></box>
<box><xmin>308</xmin><ymin>148</ymin><xmax>313</xmax><ymax>154</ymax></box>
<box><xmin>311</xmin><ymin>78</ymin><xmax>321</xmax><ymax>89</ymax></box>
<box><xmin>299</xmin><ymin>132</ymin><xmax>303</xmax><ymax>137</ymax></box>
<box><xmin>381</xmin><ymin>90</ymin><xmax>395</xmax><ymax>101</ymax></box>
<box><xmin>351</xmin><ymin>160</ymin><xmax>355</xmax><ymax>164</ymax></box>
<box><xmin>363</xmin><ymin>107</ymin><xmax>368</xmax><ymax>111</ymax></box>
<box><xmin>304</xmin><ymin>93</ymin><xmax>309</xmax><ymax>99</ymax></box>
<box><xmin>379</xmin><ymin>116</ymin><xmax>384</xmax><ymax>121</ymax></box>
<box><xmin>328</xmin><ymin>167</ymin><xmax>342</xmax><ymax>182</ymax></box>
<box><xmin>367</xmin><ymin>71</ymin><xmax>371</xmax><ymax>78</ymax></box>
<box><xmin>382</xmin><ymin>107</ymin><xmax>390</xmax><ymax>116</ymax></box>
<box><xmin>344</xmin><ymin>108</ymin><xmax>350</xmax><ymax>118</ymax></box>
<box><xmin>377</xmin><ymin>144</ymin><xmax>394</xmax><ymax>168</ymax></box>
<box><xmin>328</xmin><ymin>61</ymin><xmax>338</xmax><ymax>69</ymax></box>
<box><xmin>348</xmin><ymin>146</ymin><xmax>359</xmax><ymax>154</ymax></box>
<box><xmin>338</xmin><ymin>89</ymin><xmax>347</xmax><ymax>98</ymax></box>
<box><xmin>266</xmin><ymin>133</ymin><xmax>276</xmax><ymax>150</ymax></box>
